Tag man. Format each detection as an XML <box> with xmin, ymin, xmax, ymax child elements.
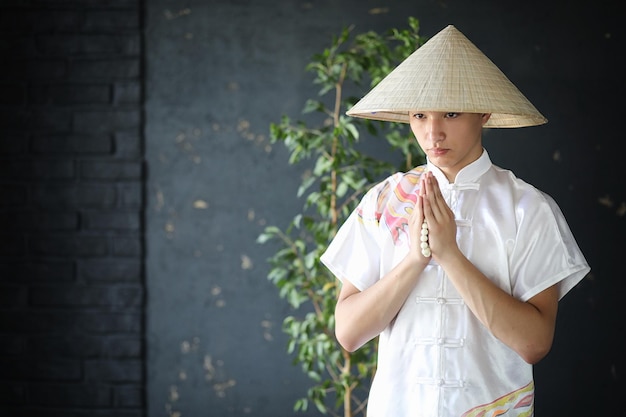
<box><xmin>320</xmin><ymin>25</ymin><xmax>590</xmax><ymax>416</ymax></box>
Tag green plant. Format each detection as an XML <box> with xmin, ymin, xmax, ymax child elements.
<box><xmin>257</xmin><ymin>17</ymin><xmax>426</xmax><ymax>417</ymax></box>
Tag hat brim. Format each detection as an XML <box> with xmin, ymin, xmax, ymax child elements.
<box><xmin>346</xmin><ymin>25</ymin><xmax>548</xmax><ymax>128</ymax></box>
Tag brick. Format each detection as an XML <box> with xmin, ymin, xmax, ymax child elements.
<box><xmin>78</xmin><ymin>260</ymin><xmax>141</xmax><ymax>282</ymax></box>
<box><xmin>29</xmin><ymin>84</ymin><xmax>111</xmax><ymax>105</ymax></box>
<box><xmin>0</xmin><ymin>108</ymin><xmax>74</xmax><ymax>131</ymax></box>
<box><xmin>111</xmin><ymin>236</ymin><xmax>141</xmax><ymax>257</ymax></box>
<box><xmin>85</xmin><ymin>359</ymin><xmax>142</xmax><ymax>382</ymax></box>
<box><xmin>0</xmin><ymin>10</ymin><xmax>83</xmax><ymax>34</ymax></box>
<box><xmin>29</xmin><ymin>285</ymin><xmax>100</xmax><ymax>307</ymax></box>
<box><xmin>33</xmin><ymin>109</ymin><xmax>74</xmax><ymax>131</ymax></box>
<box><xmin>83</xmin><ymin>211</ymin><xmax>140</xmax><ymax>230</ymax></box>
<box><xmin>0</xmin><ymin>59</ymin><xmax>67</xmax><ymax>81</ymax></box>
<box><xmin>30</xmin><ymin>184</ymin><xmax>117</xmax><ymax>209</ymax></box>
<box><xmin>29</xmin><ymin>185</ymin><xmax>75</xmax><ymax>208</ymax></box>
<box><xmin>82</xmin><ymin>10</ymin><xmax>140</xmax><ymax>31</ymax></box>
<box><xmin>5</xmin><ymin>408</ymin><xmax>145</xmax><ymax>417</ymax></box>
<box><xmin>0</xmin><ymin>109</ymin><xmax>29</xmax><ymax>129</ymax></box>
<box><xmin>113</xmin><ymin>81</ymin><xmax>140</xmax><ymax>104</ymax></box>
<box><xmin>28</xmin><ymin>383</ymin><xmax>112</xmax><ymax>407</ymax></box>
<box><xmin>75</xmin><ymin>185</ymin><xmax>118</xmax><ymax>208</ymax></box>
<box><xmin>0</xmin><ymin>211</ymin><xmax>78</xmax><ymax>231</ymax></box>
<box><xmin>115</xmin><ymin>286</ymin><xmax>144</xmax><ymax>309</ymax></box>
<box><xmin>0</xmin><ymin>36</ymin><xmax>38</xmax><ymax>57</ymax></box>
<box><xmin>0</xmin><ymin>311</ymin><xmax>141</xmax><ymax>334</ymax></box>
<box><xmin>0</xmin><ymin>261</ymin><xmax>75</xmax><ymax>283</ymax></box>
<box><xmin>81</xmin><ymin>312</ymin><xmax>142</xmax><ymax>333</ymax></box>
<box><xmin>0</xmin><ymin>10</ymin><xmax>76</xmax><ymax>34</ymax></box>
<box><xmin>0</xmin><ymin>83</ymin><xmax>27</xmax><ymax>105</ymax></box>
<box><xmin>0</xmin><ymin>11</ymin><xmax>38</xmax><ymax>33</ymax></box>
<box><xmin>33</xmin><ymin>0</ymin><xmax>139</xmax><ymax>6</ymax></box>
<box><xmin>80</xmin><ymin>161</ymin><xmax>142</xmax><ymax>180</ymax></box>
<box><xmin>0</xmin><ymin>10</ymin><xmax>138</xmax><ymax>33</ymax></box>
<box><xmin>0</xmin><ymin>185</ymin><xmax>28</xmax><ymax>207</ymax></box>
<box><xmin>114</xmin><ymin>130</ymin><xmax>141</xmax><ymax>158</ymax></box>
<box><xmin>0</xmin><ymin>382</ymin><xmax>25</xmax><ymax>405</ymax></box>
<box><xmin>0</xmin><ymin>158</ymin><xmax>74</xmax><ymax>180</ymax></box>
<box><xmin>118</xmin><ymin>181</ymin><xmax>142</xmax><ymax>208</ymax></box>
<box><xmin>31</xmin><ymin>335</ymin><xmax>142</xmax><ymax>359</ymax></box>
<box><xmin>0</xmin><ymin>312</ymin><xmax>74</xmax><ymax>333</ymax></box>
<box><xmin>31</xmin><ymin>133</ymin><xmax>113</xmax><ymax>154</ymax></box>
<box><xmin>1</xmin><ymin>358</ymin><xmax>81</xmax><ymax>381</ymax></box>
<box><xmin>104</xmin><ymin>336</ymin><xmax>142</xmax><ymax>358</ymax></box>
<box><xmin>74</xmin><ymin>110</ymin><xmax>141</xmax><ymax>133</ymax></box>
<box><xmin>29</xmin><ymin>235</ymin><xmax>108</xmax><ymax>257</ymax></box>
<box><xmin>0</xmin><ymin>132</ymin><xmax>28</xmax><ymax>154</ymax></box>
<box><xmin>30</xmin><ymin>285</ymin><xmax>142</xmax><ymax>309</ymax></box>
<box><xmin>70</xmin><ymin>59</ymin><xmax>140</xmax><ymax>80</ymax></box>
<box><xmin>114</xmin><ymin>385</ymin><xmax>143</xmax><ymax>407</ymax></box>
<box><xmin>0</xmin><ymin>334</ymin><xmax>23</xmax><ymax>355</ymax></box>
<box><xmin>0</xmin><ymin>36</ymin><xmax>27</xmax><ymax>59</ymax></box>
<box><xmin>0</xmin><ymin>234</ymin><xmax>26</xmax><ymax>257</ymax></box>
<box><xmin>26</xmin><ymin>335</ymin><xmax>102</xmax><ymax>358</ymax></box>
<box><xmin>0</xmin><ymin>285</ymin><xmax>27</xmax><ymax>308</ymax></box>
<box><xmin>36</xmin><ymin>34</ymin><xmax>140</xmax><ymax>56</ymax></box>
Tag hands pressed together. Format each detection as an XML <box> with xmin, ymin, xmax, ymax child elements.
<box><xmin>409</xmin><ymin>171</ymin><xmax>460</xmax><ymax>265</ymax></box>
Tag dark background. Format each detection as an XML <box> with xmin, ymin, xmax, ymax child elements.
<box><xmin>0</xmin><ymin>0</ymin><xmax>623</xmax><ymax>416</ymax></box>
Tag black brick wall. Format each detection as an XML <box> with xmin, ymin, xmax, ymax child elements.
<box><xmin>0</xmin><ymin>1</ymin><xmax>145</xmax><ymax>415</ymax></box>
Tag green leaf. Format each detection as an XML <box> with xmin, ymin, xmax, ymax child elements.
<box><xmin>344</xmin><ymin>119</ymin><xmax>360</xmax><ymax>140</ymax></box>
<box><xmin>255</xmin><ymin>232</ymin><xmax>274</xmax><ymax>244</ymax></box>
<box><xmin>303</xmin><ymin>99</ymin><xmax>324</xmax><ymax>114</ymax></box>
<box><xmin>336</xmin><ymin>181</ymin><xmax>348</xmax><ymax>198</ymax></box>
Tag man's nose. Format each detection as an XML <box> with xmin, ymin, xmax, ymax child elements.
<box><xmin>426</xmin><ymin>118</ymin><xmax>444</xmax><ymax>142</ymax></box>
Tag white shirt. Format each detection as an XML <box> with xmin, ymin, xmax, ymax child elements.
<box><xmin>321</xmin><ymin>150</ymin><xmax>590</xmax><ymax>417</ymax></box>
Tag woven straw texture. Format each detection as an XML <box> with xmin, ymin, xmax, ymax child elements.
<box><xmin>346</xmin><ymin>25</ymin><xmax>547</xmax><ymax>128</ymax></box>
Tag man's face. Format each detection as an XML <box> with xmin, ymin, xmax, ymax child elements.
<box><xmin>408</xmin><ymin>111</ymin><xmax>490</xmax><ymax>181</ymax></box>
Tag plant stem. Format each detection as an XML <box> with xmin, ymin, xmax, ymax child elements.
<box><xmin>330</xmin><ymin>62</ymin><xmax>348</xmax><ymax>227</ymax></box>
<box><xmin>342</xmin><ymin>348</ymin><xmax>353</xmax><ymax>417</ymax></box>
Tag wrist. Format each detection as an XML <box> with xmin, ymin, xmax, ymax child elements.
<box><xmin>435</xmin><ymin>246</ymin><xmax>465</xmax><ymax>269</ymax></box>
<box><xmin>404</xmin><ymin>249</ymin><xmax>431</xmax><ymax>270</ymax></box>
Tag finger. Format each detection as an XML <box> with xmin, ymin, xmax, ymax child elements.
<box><xmin>410</xmin><ymin>193</ymin><xmax>423</xmax><ymax>225</ymax></box>
<box><xmin>415</xmin><ymin>174</ymin><xmax>427</xmax><ymax>220</ymax></box>
<box><xmin>422</xmin><ymin>191</ymin><xmax>436</xmax><ymax>228</ymax></box>
<box><xmin>419</xmin><ymin>172</ymin><xmax>427</xmax><ymax>197</ymax></box>
<box><xmin>410</xmin><ymin>183</ymin><xmax>425</xmax><ymax>231</ymax></box>
<box><xmin>425</xmin><ymin>173</ymin><xmax>444</xmax><ymax>220</ymax></box>
<box><xmin>421</xmin><ymin>174</ymin><xmax>439</xmax><ymax>222</ymax></box>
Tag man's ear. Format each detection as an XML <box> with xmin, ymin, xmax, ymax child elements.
<box><xmin>481</xmin><ymin>113</ymin><xmax>492</xmax><ymax>125</ymax></box>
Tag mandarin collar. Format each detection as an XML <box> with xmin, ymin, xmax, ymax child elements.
<box><xmin>426</xmin><ymin>149</ymin><xmax>492</xmax><ymax>187</ymax></box>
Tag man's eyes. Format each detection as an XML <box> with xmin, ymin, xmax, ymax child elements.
<box><xmin>411</xmin><ymin>112</ymin><xmax>460</xmax><ymax>119</ymax></box>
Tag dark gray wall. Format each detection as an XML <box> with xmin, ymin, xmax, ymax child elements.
<box><xmin>145</xmin><ymin>1</ymin><xmax>624</xmax><ymax>416</ymax></box>
<box><xmin>144</xmin><ymin>2</ymin><xmax>319</xmax><ymax>415</ymax></box>
<box><xmin>1</xmin><ymin>0</ymin><xmax>623</xmax><ymax>416</ymax></box>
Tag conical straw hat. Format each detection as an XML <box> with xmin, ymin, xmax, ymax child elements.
<box><xmin>346</xmin><ymin>25</ymin><xmax>547</xmax><ymax>128</ymax></box>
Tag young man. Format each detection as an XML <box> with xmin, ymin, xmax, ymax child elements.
<box><xmin>320</xmin><ymin>25</ymin><xmax>590</xmax><ymax>416</ymax></box>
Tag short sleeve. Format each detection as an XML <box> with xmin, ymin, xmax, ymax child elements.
<box><xmin>511</xmin><ymin>191</ymin><xmax>590</xmax><ymax>301</ymax></box>
<box><xmin>320</xmin><ymin>184</ymin><xmax>385</xmax><ymax>291</ymax></box>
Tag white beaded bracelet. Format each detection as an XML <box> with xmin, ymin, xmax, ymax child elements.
<box><xmin>420</xmin><ymin>220</ymin><xmax>431</xmax><ymax>257</ymax></box>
